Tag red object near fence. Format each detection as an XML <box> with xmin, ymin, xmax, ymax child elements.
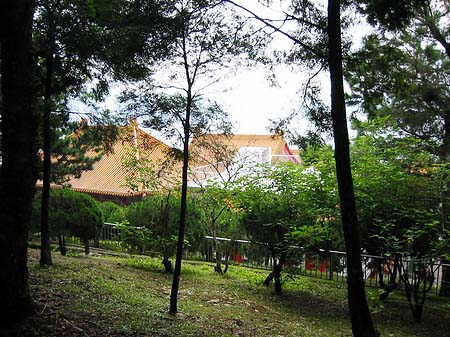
<box><xmin>305</xmin><ymin>259</ymin><xmax>315</xmax><ymax>270</ymax></box>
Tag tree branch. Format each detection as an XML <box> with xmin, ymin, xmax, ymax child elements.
<box><xmin>224</xmin><ymin>0</ymin><xmax>326</xmax><ymax>61</ymax></box>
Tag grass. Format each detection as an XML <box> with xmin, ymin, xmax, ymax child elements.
<box><xmin>15</xmin><ymin>248</ymin><xmax>450</xmax><ymax>336</ymax></box>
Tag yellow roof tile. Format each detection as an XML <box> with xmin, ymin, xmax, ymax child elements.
<box><xmin>61</xmin><ymin>124</ymin><xmax>175</xmax><ymax>197</ymax></box>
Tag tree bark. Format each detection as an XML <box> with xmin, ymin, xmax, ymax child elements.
<box><xmin>212</xmin><ymin>230</ymin><xmax>223</xmax><ymax>273</ymax></box>
<box><xmin>162</xmin><ymin>256</ymin><xmax>173</xmax><ymax>274</ymax></box>
<box><xmin>169</xmin><ymin>61</ymin><xmax>192</xmax><ymax>313</ymax></box>
<box><xmin>0</xmin><ymin>0</ymin><xmax>37</xmax><ymax>325</ymax></box>
<box><xmin>83</xmin><ymin>240</ymin><xmax>90</xmax><ymax>255</ymax></box>
<box><xmin>327</xmin><ymin>1</ymin><xmax>377</xmax><ymax>336</ymax></box>
<box><xmin>40</xmin><ymin>4</ymin><xmax>56</xmax><ymax>267</ymax></box>
<box><xmin>58</xmin><ymin>235</ymin><xmax>67</xmax><ymax>256</ymax></box>
<box><xmin>169</xmin><ymin>118</ymin><xmax>189</xmax><ymax>313</ymax></box>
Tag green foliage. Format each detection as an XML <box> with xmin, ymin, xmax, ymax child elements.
<box><xmin>355</xmin><ymin>0</ymin><xmax>428</xmax><ymax>30</ymax></box>
<box><xmin>350</xmin><ymin>123</ymin><xmax>449</xmax><ymax>259</ymax></box>
<box><xmin>125</xmin><ymin>193</ymin><xmax>179</xmax><ymax>257</ymax></box>
<box><xmin>32</xmin><ymin>189</ymin><xmax>104</xmax><ymax>242</ymax></box>
<box><xmin>116</xmin><ymin>220</ymin><xmax>153</xmax><ymax>253</ymax></box>
<box><xmin>196</xmin><ymin>182</ymin><xmax>243</xmax><ymax>239</ymax></box>
<box><xmin>120</xmin><ymin>192</ymin><xmax>204</xmax><ymax>272</ymax></box>
<box><xmin>99</xmin><ymin>201</ymin><xmax>126</xmax><ymax>224</ymax></box>
<box><xmin>233</xmin><ymin>161</ymin><xmax>341</xmax><ymax>254</ymax></box>
<box><xmin>346</xmin><ymin>28</ymin><xmax>450</xmax><ymax>159</ymax></box>
<box><xmin>32</xmin><ymin>0</ymin><xmax>181</xmax><ymax>185</ymax></box>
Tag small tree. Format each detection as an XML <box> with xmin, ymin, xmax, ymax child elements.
<box><xmin>196</xmin><ymin>184</ymin><xmax>243</xmax><ymax>274</ymax></box>
<box><xmin>126</xmin><ymin>193</ymin><xmax>180</xmax><ymax>273</ymax></box>
<box><xmin>32</xmin><ymin>189</ymin><xmax>104</xmax><ymax>255</ymax></box>
<box><xmin>189</xmin><ymin>134</ymin><xmax>246</xmax><ymax>274</ymax></box>
<box><xmin>348</xmin><ymin>124</ymin><xmax>450</xmax><ymax>322</ymax></box>
<box><xmin>120</xmin><ymin>0</ymin><xmax>266</xmax><ymax>314</ymax></box>
<box><xmin>233</xmin><ymin>163</ymin><xmax>293</xmax><ymax>293</ymax></box>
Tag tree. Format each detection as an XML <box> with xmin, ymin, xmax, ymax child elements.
<box><xmin>32</xmin><ymin>189</ymin><xmax>104</xmax><ymax>255</ymax></box>
<box><xmin>189</xmin><ymin>133</ymin><xmax>245</xmax><ymax>274</ymax></box>
<box><xmin>349</xmin><ymin>123</ymin><xmax>450</xmax><ymax>322</ymax></box>
<box><xmin>34</xmin><ymin>0</ymin><xmax>110</xmax><ymax>266</ymax></box>
<box><xmin>234</xmin><ymin>164</ymin><xmax>295</xmax><ymax>294</ymax></box>
<box><xmin>34</xmin><ymin>0</ymin><xmax>179</xmax><ymax>266</ymax></box>
<box><xmin>126</xmin><ymin>193</ymin><xmax>181</xmax><ymax>273</ymax></box>
<box><xmin>234</xmin><ymin>159</ymin><xmax>341</xmax><ymax>292</ymax></box>
<box><xmin>121</xmin><ymin>0</ymin><xmax>264</xmax><ymax>314</ymax></box>
<box><xmin>346</xmin><ymin>31</ymin><xmax>450</xmax><ymax>159</ymax></box>
<box><xmin>224</xmin><ymin>1</ymin><xmax>378</xmax><ymax>334</ymax></box>
<box><xmin>99</xmin><ymin>201</ymin><xmax>126</xmax><ymax>224</ymax></box>
<box><xmin>60</xmin><ymin>190</ymin><xmax>104</xmax><ymax>255</ymax></box>
<box><xmin>355</xmin><ymin>0</ymin><xmax>429</xmax><ymax>30</ymax></box>
<box><xmin>347</xmin><ymin>1</ymin><xmax>450</xmax><ymax>298</ymax></box>
<box><xmin>0</xmin><ymin>0</ymin><xmax>38</xmax><ymax>325</ymax></box>
<box><xmin>196</xmin><ymin>183</ymin><xmax>243</xmax><ymax>274</ymax></box>
<box><xmin>327</xmin><ymin>2</ymin><xmax>377</xmax><ymax>334</ymax></box>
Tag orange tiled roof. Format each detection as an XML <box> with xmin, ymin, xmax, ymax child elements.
<box><xmin>61</xmin><ymin>124</ymin><xmax>175</xmax><ymax>197</ymax></box>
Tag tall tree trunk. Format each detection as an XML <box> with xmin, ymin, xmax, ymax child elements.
<box><xmin>0</xmin><ymin>0</ymin><xmax>37</xmax><ymax>325</ymax></box>
<box><xmin>327</xmin><ymin>1</ymin><xmax>377</xmax><ymax>336</ymax></box>
<box><xmin>439</xmin><ymin>109</ymin><xmax>450</xmax><ymax>296</ymax></box>
<box><xmin>169</xmin><ymin>83</ymin><xmax>192</xmax><ymax>314</ymax></box>
<box><xmin>40</xmin><ymin>7</ymin><xmax>56</xmax><ymax>267</ymax></box>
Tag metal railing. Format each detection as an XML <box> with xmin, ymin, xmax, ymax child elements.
<box><xmin>33</xmin><ymin>223</ymin><xmax>450</xmax><ymax>297</ymax></box>
<box><xmin>203</xmin><ymin>236</ymin><xmax>450</xmax><ymax>296</ymax></box>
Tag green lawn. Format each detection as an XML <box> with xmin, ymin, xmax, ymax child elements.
<box><xmin>18</xmin><ymin>248</ymin><xmax>450</xmax><ymax>336</ymax></box>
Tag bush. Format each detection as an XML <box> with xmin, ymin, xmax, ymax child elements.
<box><xmin>31</xmin><ymin>189</ymin><xmax>104</xmax><ymax>255</ymax></box>
<box><xmin>125</xmin><ymin>193</ymin><xmax>180</xmax><ymax>272</ymax></box>
<box><xmin>99</xmin><ymin>201</ymin><xmax>126</xmax><ymax>224</ymax></box>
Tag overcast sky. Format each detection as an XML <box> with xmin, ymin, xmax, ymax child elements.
<box><xmin>84</xmin><ymin>1</ymin><xmax>370</xmax><ymax>146</ymax></box>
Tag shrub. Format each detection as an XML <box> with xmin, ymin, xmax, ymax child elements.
<box><xmin>125</xmin><ymin>193</ymin><xmax>180</xmax><ymax>272</ymax></box>
<box><xmin>99</xmin><ymin>201</ymin><xmax>126</xmax><ymax>224</ymax></box>
<box><xmin>31</xmin><ymin>189</ymin><xmax>104</xmax><ymax>255</ymax></box>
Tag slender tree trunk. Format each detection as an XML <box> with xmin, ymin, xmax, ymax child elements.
<box><xmin>58</xmin><ymin>235</ymin><xmax>67</xmax><ymax>256</ymax></box>
<box><xmin>212</xmin><ymin>229</ymin><xmax>223</xmax><ymax>273</ymax></box>
<box><xmin>40</xmin><ymin>8</ymin><xmax>56</xmax><ymax>267</ymax></box>
<box><xmin>84</xmin><ymin>240</ymin><xmax>90</xmax><ymax>255</ymax></box>
<box><xmin>377</xmin><ymin>260</ymin><xmax>384</xmax><ymax>288</ymax></box>
<box><xmin>273</xmin><ymin>255</ymin><xmax>286</xmax><ymax>294</ymax></box>
<box><xmin>162</xmin><ymin>256</ymin><xmax>173</xmax><ymax>273</ymax></box>
<box><xmin>0</xmin><ymin>0</ymin><xmax>37</xmax><ymax>325</ymax></box>
<box><xmin>439</xmin><ymin>110</ymin><xmax>450</xmax><ymax>296</ymax></box>
<box><xmin>169</xmin><ymin>81</ymin><xmax>192</xmax><ymax>314</ymax></box>
<box><xmin>327</xmin><ymin>1</ymin><xmax>377</xmax><ymax>336</ymax></box>
<box><xmin>263</xmin><ymin>249</ymin><xmax>276</xmax><ymax>286</ymax></box>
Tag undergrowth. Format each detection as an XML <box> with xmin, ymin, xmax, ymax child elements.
<box><xmin>15</xmin><ymin>249</ymin><xmax>450</xmax><ymax>337</ymax></box>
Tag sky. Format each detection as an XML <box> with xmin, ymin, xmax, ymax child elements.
<box><xmin>212</xmin><ymin>0</ymin><xmax>371</xmax><ymax>138</ymax></box>
<box><xmin>206</xmin><ymin>63</ymin><xmax>308</xmax><ymax>135</ymax></box>
<box><xmin>92</xmin><ymin>1</ymin><xmax>370</xmax><ymax>146</ymax></box>
<box><xmin>96</xmin><ymin>1</ymin><xmax>310</xmax><ymax>142</ymax></box>
<box><xmin>208</xmin><ymin>1</ymin><xmax>308</xmax><ymax>136</ymax></box>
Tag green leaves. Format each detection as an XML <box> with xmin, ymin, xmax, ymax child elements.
<box><xmin>32</xmin><ymin>188</ymin><xmax>104</xmax><ymax>241</ymax></box>
<box><xmin>350</xmin><ymin>123</ymin><xmax>449</xmax><ymax>258</ymax></box>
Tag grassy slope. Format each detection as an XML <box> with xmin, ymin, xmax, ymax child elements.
<box><xmin>15</xmin><ymin>249</ymin><xmax>450</xmax><ymax>337</ymax></box>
